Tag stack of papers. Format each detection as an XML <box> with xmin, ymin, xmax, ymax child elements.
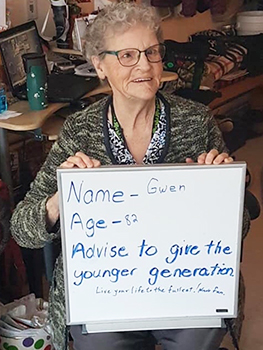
<box><xmin>74</xmin><ymin>62</ymin><xmax>97</xmax><ymax>77</ymax></box>
<box><xmin>0</xmin><ymin>110</ymin><xmax>22</xmax><ymax>120</ymax></box>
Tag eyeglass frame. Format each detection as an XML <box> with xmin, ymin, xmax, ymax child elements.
<box><xmin>98</xmin><ymin>43</ymin><xmax>166</xmax><ymax>67</ymax></box>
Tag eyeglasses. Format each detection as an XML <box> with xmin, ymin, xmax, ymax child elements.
<box><xmin>98</xmin><ymin>43</ymin><xmax>166</xmax><ymax>67</ymax></box>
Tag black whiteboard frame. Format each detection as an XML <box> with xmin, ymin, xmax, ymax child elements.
<box><xmin>57</xmin><ymin>162</ymin><xmax>246</xmax><ymax>332</ymax></box>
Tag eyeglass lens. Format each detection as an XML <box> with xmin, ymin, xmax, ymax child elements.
<box><xmin>118</xmin><ymin>44</ymin><xmax>165</xmax><ymax>67</ymax></box>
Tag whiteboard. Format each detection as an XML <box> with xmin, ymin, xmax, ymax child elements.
<box><xmin>57</xmin><ymin>162</ymin><xmax>246</xmax><ymax>332</ymax></box>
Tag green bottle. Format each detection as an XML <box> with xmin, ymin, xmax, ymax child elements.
<box><xmin>22</xmin><ymin>53</ymin><xmax>48</xmax><ymax>110</ymax></box>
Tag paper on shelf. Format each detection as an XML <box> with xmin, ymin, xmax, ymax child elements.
<box><xmin>0</xmin><ymin>111</ymin><xmax>22</xmax><ymax>120</ymax></box>
<box><xmin>74</xmin><ymin>62</ymin><xmax>97</xmax><ymax>77</ymax></box>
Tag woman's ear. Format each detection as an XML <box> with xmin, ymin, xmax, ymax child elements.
<box><xmin>91</xmin><ymin>56</ymin><xmax>106</xmax><ymax>80</ymax></box>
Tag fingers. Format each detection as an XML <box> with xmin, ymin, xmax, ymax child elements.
<box><xmin>185</xmin><ymin>158</ymin><xmax>194</xmax><ymax>163</ymax></box>
<box><xmin>60</xmin><ymin>152</ymin><xmax>101</xmax><ymax>169</ymax></box>
<box><xmin>197</xmin><ymin>152</ymin><xmax>209</xmax><ymax>164</ymax></box>
<box><xmin>213</xmin><ymin>153</ymin><xmax>233</xmax><ymax>164</ymax></box>
<box><xmin>222</xmin><ymin>156</ymin><xmax>234</xmax><ymax>163</ymax></box>
<box><xmin>197</xmin><ymin>149</ymin><xmax>218</xmax><ymax>164</ymax></box>
<box><xmin>196</xmin><ymin>149</ymin><xmax>234</xmax><ymax>165</ymax></box>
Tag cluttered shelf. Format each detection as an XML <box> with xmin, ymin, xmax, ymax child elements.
<box><xmin>0</xmin><ymin>70</ymin><xmax>177</xmax><ymax>133</ymax></box>
<box><xmin>0</xmin><ymin>70</ymin><xmax>178</xmax><ymax>208</ymax></box>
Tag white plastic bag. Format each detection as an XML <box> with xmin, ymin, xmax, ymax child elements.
<box><xmin>0</xmin><ymin>294</ymin><xmax>53</xmax><ymax>350</ymax></box>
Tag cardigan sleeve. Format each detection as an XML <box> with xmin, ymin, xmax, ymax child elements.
<box><xmin>205</xmin><ymin>109</ymin><xmax>229</xmax><ymax>154</ymax></box>
<box><xmin>10</xmin><ymin>112</ymin><xmax>85</xmax><ymax>249</ymax></box>
<box><xmin>184</xmin><ymin>101</ymin><xmax>229</xmax><ymax>159</ymax></box>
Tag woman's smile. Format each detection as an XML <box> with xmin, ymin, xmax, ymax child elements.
<box><xmin>132</xmin><ymin>77</ymin><xmax>152</xmax><ymax>82</ymax></box>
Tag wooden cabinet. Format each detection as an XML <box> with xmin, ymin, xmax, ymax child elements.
<box><xmin>209</xmin><ymin>75</ymin><xmax>263</xmax><ymax>114</ymax></box>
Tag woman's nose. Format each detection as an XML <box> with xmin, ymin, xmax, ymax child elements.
<box><xmin>137</xmin><ymin>52</ymin><xmax>151</xmax><ymax>69</ymax></box>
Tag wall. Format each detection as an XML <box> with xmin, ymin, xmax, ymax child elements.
<box><xmin>6</xmin><ymin>0</ymin><xmax>215</xmax><ymax>42</ymax></box>
<box><xmin>6</xmin><ymin>0</ymin><xmax>54</xmax><ymax>35</ymax></box>
<box><xmin>0</xmin><ymin>0</ymin><xmax>6</xmax><ymax>27</ymax></box>
<box><xmin>160</xmin><ymin>10</ymin><xmax>215</xmax><ymax>42</ymax></box>
<box><xmin>7</xmin><ymin>0</ymin><xmax>29</xmax><ymax>26</ymax></box>
<box><xmin>6</xmin><ymin>0</ymin><xmax>97</xmax><ymax>36</ymax></box>
<box><xmin>6</xmin><ymin>0</ymin><xmax>243</xmax><ymax>37</ymax></box>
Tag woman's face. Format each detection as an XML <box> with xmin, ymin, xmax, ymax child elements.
<box><xmin>92</xmin><ymin>24</ymin><xmax>163</xmax><ymax>102</ymax></box>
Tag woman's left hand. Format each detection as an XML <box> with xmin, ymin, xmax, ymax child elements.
<box><xmin>186</xmin><ymin>149</ymin><xmax>233</xmax><ymax>165</ymax></box>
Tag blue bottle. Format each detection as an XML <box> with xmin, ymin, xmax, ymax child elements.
<box><xmin>0</xmin><ymin>84</ymin><xmax>7</xmax><ymax>114</ymax></box>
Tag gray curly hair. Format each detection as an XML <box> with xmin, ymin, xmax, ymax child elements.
<box><xmin>84</xmin><ymin>2</ymin><xmax>163</xmax><ymax>62</ymax></box>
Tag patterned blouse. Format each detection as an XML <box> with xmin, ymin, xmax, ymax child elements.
<box><xmin>107</xmin><ymin>97</ymin><xmax>167</xmax><ymax>164</ymax></box>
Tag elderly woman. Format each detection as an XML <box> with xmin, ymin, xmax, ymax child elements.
<box><xmin>11</xmin><ymin>2</ymin><xmax>249</xmax><ymax>350</ymax></box>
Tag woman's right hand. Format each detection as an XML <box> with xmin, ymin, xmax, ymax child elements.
<box><xmin>46</xmin><ymin>152</ymin><xmax>101</xmax><ymax>229</ymax></box>
<box><xmin>60</xmin><ymin>151</ymin><xmax>101</xmax><ymax>169</ymax></box>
